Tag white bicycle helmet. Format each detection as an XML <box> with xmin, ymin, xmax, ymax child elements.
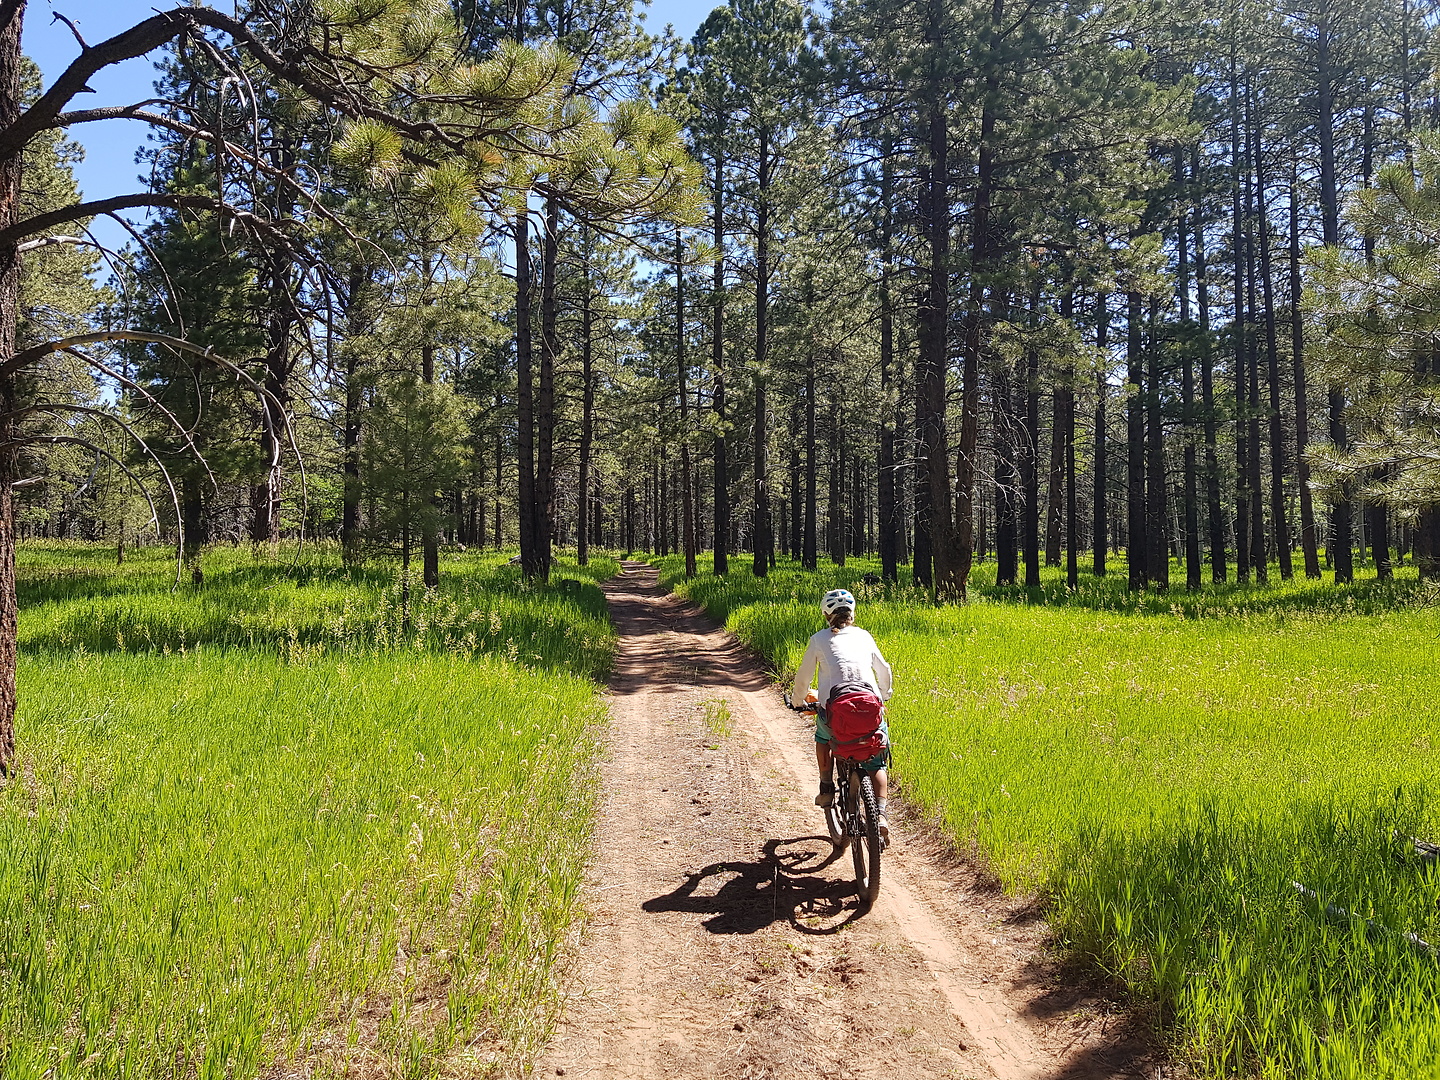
<box><xmin>821</xmin><ymin>588</ymin><xmax>856</xmax><ymax>618</ymax></box>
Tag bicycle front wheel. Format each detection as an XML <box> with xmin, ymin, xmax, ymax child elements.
<box><xmin>824</xmin><ymin>795</ymin><xmax>848</xmax><ymax>850</ymax></box>
<box><xmin>850</xmin><ymin>771</ymin><xmax>883</xmax><ymax>911</ymax></box>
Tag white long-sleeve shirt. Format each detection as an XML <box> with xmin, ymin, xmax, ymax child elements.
<box><xmin>791</xmin><ymin>625</ymin><xmax>893</xmax><ymax>705</ymax></box>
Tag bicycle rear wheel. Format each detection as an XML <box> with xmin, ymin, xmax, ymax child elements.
<box><xmin>850</xmin><ymin>771</ymin><xmax>883</xmax><ymax>911</ymax></box>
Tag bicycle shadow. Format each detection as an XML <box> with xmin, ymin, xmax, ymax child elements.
<box><xmin>641</xmin><ymin>836</ymin><xmax>865</xmax><ymax>935</ymax></box>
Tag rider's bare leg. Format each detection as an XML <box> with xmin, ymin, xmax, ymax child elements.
<box><xmin>815</xmin><ymin>741</ymin><xmax>833</xmax><ymax>778</ymax></box>
<box><xmin>874</xmin><ymin>767</ymin><xmax>891</xmax><ymax>841</ymax></box>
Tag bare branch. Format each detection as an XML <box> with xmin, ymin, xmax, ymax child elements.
<box><xmin>49</xmin><ymin>11</ymin><xmax>90</xmax><ymax>52</ymax></box>
<box><xmin>0</xmin><ymin>193</ymin><xmax>296</xmax><ymax>249</ymax></box>
<box><xmin>17</xmin><ymin>235</ymin><xmax>91</xmax><ymax>254</ymax></box>
<box><xmin>11</xmin><ymin>433</ymin><xmax>182</xmax><ymax>574</ymax></box>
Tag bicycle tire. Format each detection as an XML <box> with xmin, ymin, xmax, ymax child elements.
<box><xmin>851</xmin><ymin>772</ymin><xmax>883</xmax><ymax>910</ymax></box>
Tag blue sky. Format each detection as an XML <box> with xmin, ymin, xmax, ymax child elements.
<box><xmin>23</xmin><ymin>0</ymin><xmax>718</xmax><ymax>253</ymax></box>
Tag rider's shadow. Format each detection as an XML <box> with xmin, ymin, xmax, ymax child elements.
<box><xmin>641</xmin><ymin>836</ymin><xmax>861</xmax><ymax>935</ymax></box>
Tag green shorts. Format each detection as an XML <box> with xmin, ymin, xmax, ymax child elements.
<box><xmin>814</xmin><ymin>708</ymin><xmax>891</xmax><ymax>773</ymax></box>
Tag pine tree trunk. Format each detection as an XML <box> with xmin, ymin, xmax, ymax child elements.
<box><xmin>711</xmin><ymin>142</ymin><xmax>729</xmax><ymax>575</ymax></box>
<box><xmin>1243</xmin><ymin>104</ymin><xmax>1266</xmax><ymax>584</ymax></box>
<box><xmin>912</xmin><ymin>331</ymin><xmax>932</xmax><ymax>587</ymax></box>
<box><xmin>493</xmin><ymin>422</ymin><xmax>503</xmax><ymax>548</ymax></box>
<box><xmin>829</xmin><ymin>399</ymin><xmax>845</xmax><ymax>566</ymax></box>
<box><xmin>624</xmin><ymin>486</ymin><xmax>635</xmax><ymax>553</ymax></box>
<box><xmin>788</xmin><ymin>397</ymin><xmax>802</xmax><ymax>560</ymax></box>
<box><xmin>577</xmin><ymin>230</ymin><xmax>594</xmax><ymax>567</ymax></box>
<box><xmin>878</xmin><ymin>149</ymin><xmax>898</xmax><ymax>582</ymax></box>
<box><xmin>1256</xmin><ymin>137</ymin><xmax>1292</xmax><ymax>580</ymax></box>
<box><xmin>421</xmin><ymin>337</ymin><xmax>440</xmax><ymax>589</ymax></box>
<box><xmin>918</xmin><ymin>95</ymin><xmax>952</xmax><ymax>593</ymax></box>
<box><xmin>515</xmin><ymin>210</ymin><xmax>538</xmax><ymax>578</ymax></box>
<box><xmin>752</xmin><ymin>131</ymin><xmax>772</xmax><ymax>579</ymax></box>
<box><xmin>1064</xmin><ymin>364</ymin><xmax>1078</xmax><ymax>589</ymax></box>
<box><xmin>1145</xmin><ymin>299</ymin><xmax>1169</xmax><ymax>589</ymax></box>
<box><xmin>1126</xmin><ymin>290</ymin><xmax>1147</xmax><ymax>590</ymax></box>
<box><xmin>1022</xmin><ymin>287</ymin><xmax>1041</xmax><ymax>588</ymax></box>
<box><xmin>1360</xmin><ymin>107</ymin><xmax>1391</xmax><ymax>579</ymax></box>
<box><xmin>341</xmin><ymin>264</ymin><xmax>368</xmax><ymax>566</ymax></box>
<box><xmin>1093</xmin><ymin>294</ymin><xmax>1108</xmax><ymax>576</ymax></box>
<box><xmin>536</xmin><ymin>196</ymin><xmax>559</xmax><ymax>581</ymax></box>
<box><xmin>1044</xmin><ymin>384</ymin><xmax>1064</xmax><ymax>567</ymax></box>
<box><xmin>252</xmin><ymin>137</ymin><xmax>297</xmax><ymax>548</ymax></box>
<box><xmin>0</xmin><ymin>0</ymin><xmax>21</xmax><ymax>776</ymax></box>
<box><xmin>1317</xmin><ymin>16</ymin><xmax>1353</xmax><ymax>582</ymax></box>
<box><xmin>1194</xmin><ymin>158</ymin><xmax>1227</xmax><ymax>582</ymax></box>
<box><xmin>952</xmin><ymin>0</ymin><xmax>1003</xmax><ymax>599</ymax></box>
<box><xmin>1177</xmin><ymin>153</ymin><xmax>1201</xmax><ymax>592</ymax></box>
<box><xmin>1232</xmin><ymin>61</ymin><xmax>1251</xmax><ymax>584</ymax></box>
<box><xmin>995</xmin><ymin>351</ymin><xmax>1018</xmax><ymax>586</ymax></box>
<box><xmin>804</xmin><ymin>365</ymin><xmax>818</xmax><ymax>570</ymax></box>
<box><xmin>676</xmin><ymin>234</ymin><xmax>696</xmax><ymax>579</ymax></box>
<box><xmin>1058</xmin><ymin>287</ymin><xmax>1078</xmax><ymax>588</ymax></box>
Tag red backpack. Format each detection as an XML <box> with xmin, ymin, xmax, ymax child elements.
<box><xmin>826</xmin><ymin>683</ymin><xmax>886</xmax><ymax>761</ymax></box>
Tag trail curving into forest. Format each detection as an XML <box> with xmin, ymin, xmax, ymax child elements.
<box><xmin>528</xmin><ymin>561</ymin><xmax>1161</xmax><ymax>1080</ymax></box>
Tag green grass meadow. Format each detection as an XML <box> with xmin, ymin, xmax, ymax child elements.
<box><xmin>653</xmin><ymin>551</ymin><xmax>1440</xmax><ymax>1079</ymax></box>
<box><xmin>1</xmin><ymin>543</ymin><xmax>617</xmax><ymax>1080</ymax></box>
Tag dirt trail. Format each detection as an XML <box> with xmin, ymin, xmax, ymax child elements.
<box><xmin>529</xmin><ymin>562</ymin><xmax>1159</xmax><ymax>1080</ymax></box>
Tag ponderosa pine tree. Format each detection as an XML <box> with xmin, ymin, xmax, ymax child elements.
<box><xmin>1308</xmin><ymin>134</ymin><xmax>1440</xmax><ymax>574</ymax></box>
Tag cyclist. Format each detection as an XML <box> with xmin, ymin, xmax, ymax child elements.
<box><xmin>791</xmin><ymin>588</ymin><xmax>894</xmax><ymax>841</ymax></box>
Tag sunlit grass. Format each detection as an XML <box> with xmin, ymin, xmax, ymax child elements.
<box><xmin>0</xmin><ymin>542</ymin><xmax>617</xmax><ymax>1079</ymax></box>
<box><xmin>18</xmin><ymin>542</ymin><xmax>618</xmax><ymax>679</ymax></box>
<box><xmin>652</xmin><ymin>551</ymin><xmax>1440</xmax><ymax>1079</ymax></box>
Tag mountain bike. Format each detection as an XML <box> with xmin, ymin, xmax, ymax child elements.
<box><xmin>785</xmin><ymin>693</ymin><xmax>884</xmax><ymax>911</ymax></box>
